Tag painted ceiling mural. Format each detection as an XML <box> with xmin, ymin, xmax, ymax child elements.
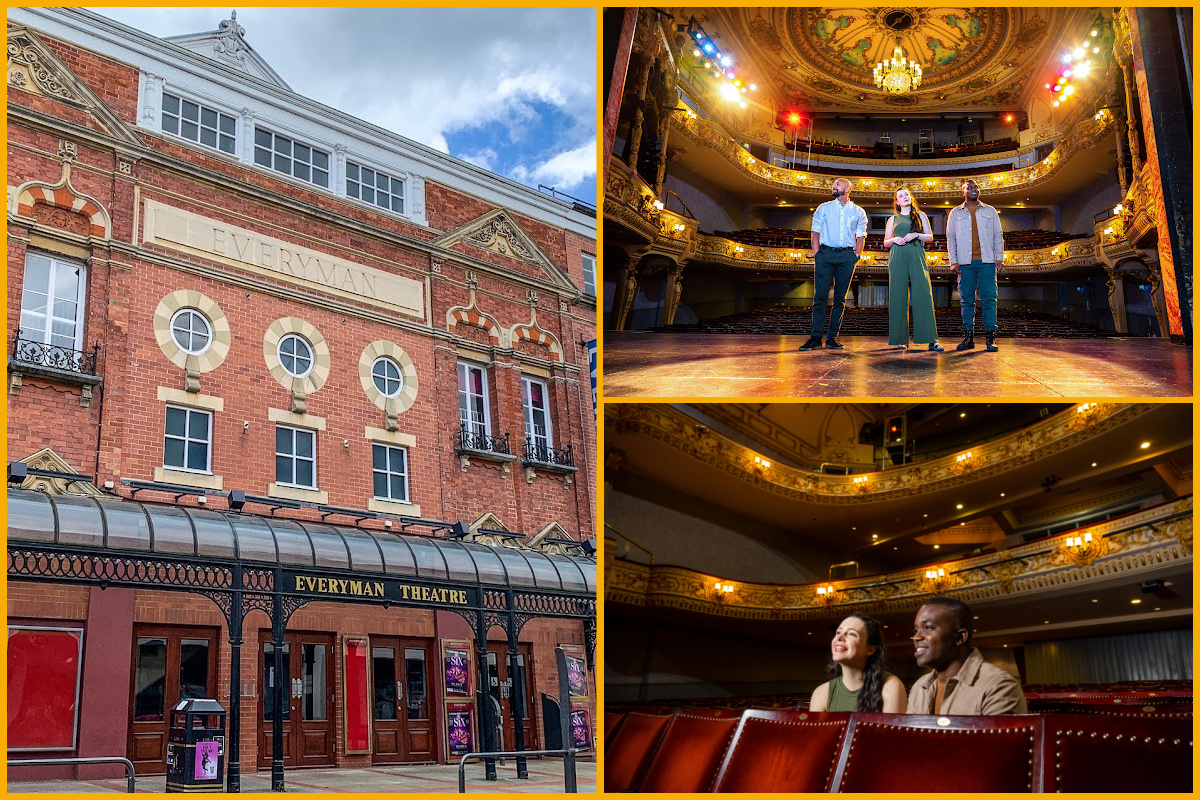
<box><xmin>673</xmin><ymin>7</ymin><xmax>1097</xmax><ymax>113</ymax></box>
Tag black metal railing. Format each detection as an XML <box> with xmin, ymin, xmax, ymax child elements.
<box><xmin>11</xmin><ymin>329</ymin><xmax>99</xmax><ymax>375</ymax></box>
<box><xmin>524</xmin><ymin>439</ymin><xmax>574</xmax><ymax>468</ymax></box>
<box><xmin>457</xmin><ymin>427</ymin><xmax>511</xmax><ymax>456</ymax></box>
<box><xmin>9</xmin><ymin>757</ymin><xmax>136</xmax><ymax>793</ymax></box>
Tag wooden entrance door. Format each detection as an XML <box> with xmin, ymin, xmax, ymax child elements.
<box><xmin>370</xmin><ymin>637</ymin><xmax>435</xmax><ymax>763</ymax></box>
<box><xmin>127</xmin><ymin>626</ymin><xmax>219</xmax><ymax>774</ymax></box>
<box><xmin>486</xmin><ymin>643</ymin><xmax>536</xmax><ymax>752</ymax></box>
<box><xmin>257</xmin><ymin>632</ymin><xmax>335</xmax><ymax>768</ymax></box>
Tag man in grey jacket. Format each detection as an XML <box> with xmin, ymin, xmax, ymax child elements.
<box><xmin>946</xmin><ymin>179</ymin><xmax>1004</xmax><ymax>351</ymax></box>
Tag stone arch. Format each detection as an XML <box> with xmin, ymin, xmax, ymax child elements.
<box><xmin>509</xmin><ymin>321</ymin><xmax>563</xmax><ymax>362</ymax></box>
<box><xmin>15</xmin><ymin>168</ymin><xmax>110</xmax><ymax>240</ymax></box>
<box><xmin>446</xmin><ymin>305</ymin><xmax>504</xmax><ymax>347</ymax></box>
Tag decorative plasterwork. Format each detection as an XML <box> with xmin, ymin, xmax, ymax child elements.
<box><xmin>606</xmin><ymin>497</ymin><xmax>1192</xmax><ymax>619</ymax></box>
<box><xmin>13</xmin><ymin>448</ymin><xmax>102</xmax><ymax>496</ymax></box>
<box><xmin>667</xmin><ymin>109</ymin><xmax>1114</xmax><ymax>200</ymax></box>
<box><xmin>6</xmin><ymin>27</ymin><xmax>142</xmax><ymax>146</ymax></box>
<box><xmin>446</xmin><ymin>280</ymin><xmax>504</xmax><ymax>348</ymax></box>
<box><xmin>13</xmin><ymin>160</ymin><xmax>112</xmax><ymax>240</ymax></box>
<box><xmin>433</xmin><ymin>209</ymin><xmax>575</xmax><ymax>291</ymax></box>
<box><xmin>465</xmin><ymin>512</ymin><xmax>524</xmax><ymax>549</ymax></box>
<box><xmin>509</xmin><ymin>300</ymin><xmax>563</xmax><ymax>362</ymax></box>
<box><xmin>608</xmin><ymin>402</ymin><xmax>1148</xmax><ymax>504</ymax></box>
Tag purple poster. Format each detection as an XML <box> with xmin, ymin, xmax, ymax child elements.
<box><xmin>194</xmin><ymin>740</ymin><xmax>220</xmax><ymax>780</ymax></box>
<box><xmin>570</xmin><ymin>709</ymin><xmax>592</xmax><ymax>751</ymax></box>
<box><xmin>444</xmin><ymin>647</ymin><xmax>471</xmax><ymax>695</ymax></box>
<box><xmin>448</xmin><ymin>709</ymin><xmax>474</xmax><ymax>755</ymax></box>
<box><xmin>566</xmin><ymin>654</ymin><xmax>587</xmax><ymax>697</ymax></box>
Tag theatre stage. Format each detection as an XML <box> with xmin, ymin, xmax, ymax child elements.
<box><xmin>602</xmin><ymin>333</ymin><xmax>1193</xmax><ymax>398</ymax></box>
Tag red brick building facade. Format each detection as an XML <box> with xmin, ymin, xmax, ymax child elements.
<box><xmin>7</xmin><ymin>9</ymin><xmax>596</xmax><ymax>780</ymax></box>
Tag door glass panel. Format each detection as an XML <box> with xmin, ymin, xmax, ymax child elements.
<box><xmin>302</xmin><ymin>643</ymin><xmax>327</xmax><ymax>721</ymax></box>
<box><xmin>373</xmin><ymin>646</ymin><xmax>397</xmax><ymax>721</ymax></box>
<box><xmin>404</xmin><ymin>648</ymin><xmax>428</xmax><ymax>720</ymax></box>
<box><xmin>179</xmin><ymin>638</ymin><xmax>210</xmax><ymax>701</ymax></box>
<box><xmin>263</xmin><ymin>643</ymin><xmax>290</xmax><ymax>721</ymax></box>
<box><xmin>134</xmin><ymin>637</ymin><xmax>167</xmax><ymax>721</ymax></box>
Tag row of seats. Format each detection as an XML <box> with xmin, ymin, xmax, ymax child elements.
<box><xmin>605</xmin><ymin>707</ymin><xmax>1192</xmax><ymax>793</ymax></box>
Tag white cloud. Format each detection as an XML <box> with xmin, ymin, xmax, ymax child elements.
<box><xmin>511</xmin><ymin>139</ymin><xmax>597</xmax><ymax>192</ymax></box>
<box><xmin>458</xmin><ymin>148</ymin><xmax>498</xmax><ymax>172</ymax></box>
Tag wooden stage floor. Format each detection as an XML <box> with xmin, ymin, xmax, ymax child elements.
<box><xmin>602</xmin><ymin>333</ymin><xmax>1193</xmax><ymax>398</ymax></box>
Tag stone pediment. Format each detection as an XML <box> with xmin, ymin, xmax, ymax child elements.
<box><xmin>15</xmin><ymin>448</ymin><xmax>102</xmax><ymax>496</ymax></box>
<box><xmin>165</xmin><ymin>12</ymin><xmax>291</xmax><ymax>90</ymax></box>
<box><xmin>7</xmin><ymin>26</ymin><xmax>142</xmax><ymax>146</ymax></box>
<box><xmin>433</xmin><ymin>209</ymin><xmax>574</xmax><ymax>290</ymax></box>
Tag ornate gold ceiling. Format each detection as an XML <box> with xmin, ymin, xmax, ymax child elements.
<box><xmin>673</xmin><ymin>7</ymin><xmax>1100</xmax><ymax>113</ymax></box>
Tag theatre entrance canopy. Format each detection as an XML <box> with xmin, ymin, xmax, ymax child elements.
<box><xmin>7</xmin><ymin>486</ymin><xmax>596</xmax><ymax>790</ymax></box>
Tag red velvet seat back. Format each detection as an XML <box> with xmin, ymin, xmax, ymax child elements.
<box><xmin>831</xmin><ymin>713</ymin><xmax>1040</xmax><ymax>793</ymax></box>
<box><xmin>604</xmin><ymin>712</ymin><xmax>625</xmax><ymax>747</ymax></box>
<box><xmin>712</xmin><ymin>711</ymin><xmax>851</xmax><ymax>793</ymax></box>
<box><xmin>1045</xmin><ymin>714</ymin><xmax>1193</xmax><ymax>793</ymax></box>
<box><xmin>638</xmin><ymin>709</ymin><xmax>741</xmax><ymax>793</ymax></box>
<box><xmin>603</xmin><ymin>711</ymin><xmax>672</xmax><ymax>791</ymax></box>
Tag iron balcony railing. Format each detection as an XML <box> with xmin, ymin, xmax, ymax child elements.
<box><xmin>524</xmin><ymin>439</ymin><xmax>574</xmax><ymax>469</ymax></box>
<box><xmin>11</xmin><ymin>328</ymin><xmax>99</xmax><ymax>375</ymax></box>
<box><xmin>457</xmin><ymin>427</ymin><xmax>512</xmax><ymax>456</ymax></box>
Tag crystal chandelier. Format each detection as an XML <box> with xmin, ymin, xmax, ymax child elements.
<box><xmin>874</xmin><ymin>37</ymin><xmax>923</xmax><ymax>94</ymax></box>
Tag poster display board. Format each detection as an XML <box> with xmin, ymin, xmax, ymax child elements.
<box><xmin>342</xmin><ymin>635</ymin><xmax>371</xmax><ymax>754</ymax></box>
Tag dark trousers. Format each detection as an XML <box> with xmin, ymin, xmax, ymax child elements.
<box><xmin>811</xmin><ymin>247</ymin><xmax>859</xmax><ymax>338</ymax></box>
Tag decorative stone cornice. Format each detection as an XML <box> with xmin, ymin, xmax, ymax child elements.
<box><xmin>605</xmin><ymin>497</ymin><xmax>1192</xmax><ymax>620</ymax></box>
<box><xmin>666</xmin><ymin>108</ymin><xmax>1116</xmax><ymax>200</ymax></box>
<box><xmin>607</xmin><ymin>402</ymin><xmax>1149</xmax><ymax>504</ymax></box>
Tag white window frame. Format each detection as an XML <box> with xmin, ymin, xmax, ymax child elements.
<box><xmin>253</xmin><ymin>126</ymin><xmax>330</xmax><ymax>188</ymax></box>
<box><xmin>522</xmin><ymin>376</ymin><xmax>553</xmax><ymax>450</ymax></box>
<box><xmin>19</xmin><ymin>252</ymin><xmax>86</xmax><ymax>352</ymax></box>
<box><xmin>275</xmin><ymin>425</ymin><xmax>318</xmax><ymax>489</ymax></box>
<box><xmin>371</xmin><ymin>356</ymin><xmax>403</xmax><ymax>398</ymax></box>
<box><xmin>371</xmin><ymin>443</ymin><xmax>410</xmax><ymax>503</ymax></box>
<box><xmin>278</xmin><ymin>333</ymin><xmax>315</xmax><ymax>378</ymax></box>
<box><xmin>169</xmin><ymin>308</ymin><xmax>213</xmax><ymax>355</ymax></box>
<box><xmin>582</xmin><ymin>253</ymin><xmax>596</xmax><ymax>297</ymax></box>
<box><xmin>346</xmin><ymin>160</ymin><xmax>406</xmax><ymax>215</ymax></box>
<box><xmin>163</xmin><ymin>405</ymin><xmax>213</xmax><ymax>474</ymax></box>
<box><xmin>161</xmin><ymin>92</ymin><xmax>238</xmax><ymax>155</ymax></box>
<box><xmin>457</xmin><ymin>361</ymin><xmax>490</xmax><ymax>438</ymax></box>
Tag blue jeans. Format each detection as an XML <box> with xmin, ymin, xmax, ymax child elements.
<box><xmin>811</xmin><ymin>248</ymin><xmax>858</xmax><ymax>338</ymax></box>
<box><xmin>959</xmin><ymin>260</ymin><xmax>997</xmax><ymax>331</ymax></box>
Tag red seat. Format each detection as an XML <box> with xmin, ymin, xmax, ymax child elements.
<box><xmin>830</xmin><ymin>713</ymin><xmax>1042</xmax><ymax>793</ymax></box>
<box><xmin>712</xmin><ymin>710</ymin><xmax>851</xmax><ymax>792</ymax></box>
<box><xmin>604</xmin><ymin>712</ymin><xmax>625</xmax><ymax>747</ymax></box>
<box><xmin>637</xmin><ymin>709</ymin><xmax>741</xmax><ymax>792</ymax></box>
<box><xmin>1044</xmin><ymin>713</ymin><xmax>1193</xmax><ymax>792</ymax></box>
<box><xmin>603</xmin><ymin>710</ymin><xmax>673</xmax><ymax>791</ymax></box>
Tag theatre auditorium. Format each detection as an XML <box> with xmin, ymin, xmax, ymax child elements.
<box><xmin>602</xmin><ymin>8</ymin><xmax>1191</xmax><ymax>397</ymax></box>
<box><xmin>6</xmin><ymin>8</ymin><xmax>596</xmax><ymax>790</ymax></box>
<box><xmin>604</xmin><ymin>402</ymin><xmax>1192</xmax><ymax>792</ymax></box>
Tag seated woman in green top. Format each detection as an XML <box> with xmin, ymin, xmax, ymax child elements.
<box><xmin>809</xmin><ymin>613</ymin><xmax>907</xmax><ymax>713</ymax></box>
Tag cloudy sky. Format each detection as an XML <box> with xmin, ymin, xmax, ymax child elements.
<box><xmin>87</xmin><ymin>7</ymin><xmax>598</xmax><ymax>205</ymax></box>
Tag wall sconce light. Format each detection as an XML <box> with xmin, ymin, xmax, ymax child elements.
<box><xmin>815</xmin><ymin>584</ymin><xmax>838</xmax><ymax>604</ymax></box>
<box><xmin>920</xmin><ymin>567</ymin><xmax>953</xmax><ymax>593</ymax></box>
<box><xmin>754</xmin><ymin>455</ymin><xmax>771</xmax><ymax>469</ymax></box>
<box><xmin>798</xmin><ymin>173</ymin><xmax>807</xmax><ymax>180</ymax></box>
<box><xmin>653</xmin><ymin>199</ymin><xmax>664</xmax><ymax>211</ymax></box>
<box><xmin>1073</xmin><ymin>403</ymin><xmax>1102</xmax><ymax>428</ymax></box>
<box><xmin>1059</xmin><ymin>531</ymin><xmax>1103</xmax><ymax>566</ymax></box>
<box><xmin>956</xmin><ymin>452</ymin><xmax>973</xmax><ymax>462</ymax></box>
<box><xmin>852</xmin><ymin>475</ymin><xmax>870</xmax><ymax>494</ymax></box>
<box><xmin>789</xmin><ymin>251</ymin><xmax>802</xmax><ymax>260</ymax></box>
<box><xmin>711</xmin><ymin>581</ymin><xmax>735</xmax><ymax>602</ymax></box>
<box><xmin>1103</xmin><ymin>226</ymin><xmax>1114</xmax><ymax>236</ymax></box>
<box><xmin>1113</xmin><ymin>204</ymin><xmax>1123</xmax><ymax>215</ymax></box>
<box><xmin>673</xmin><ymin>222</ymin><xmax>686</xmax><ymax>232</ymax></box>
<box><xmin>734</xmin><ymin>245</ymin><xmax>745</xmax><ymax>253</ymax></box>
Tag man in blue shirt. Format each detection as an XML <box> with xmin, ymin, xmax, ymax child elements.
<box><xmin>801</xmin><ymin>178</ymin><xmax>868</xmax><ymax>350</ymax></box>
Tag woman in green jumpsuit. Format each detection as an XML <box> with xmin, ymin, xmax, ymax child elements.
<box><xmin>886</xmin><ymin>188</ymin><xmax>943</xmax><ymax>351</ymax></box>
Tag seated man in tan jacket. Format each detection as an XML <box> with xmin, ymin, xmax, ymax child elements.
<box><xmin>907</xmin><ymin>596</ymin><xmax>1028</xmax><ymax>715</ymax></box>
